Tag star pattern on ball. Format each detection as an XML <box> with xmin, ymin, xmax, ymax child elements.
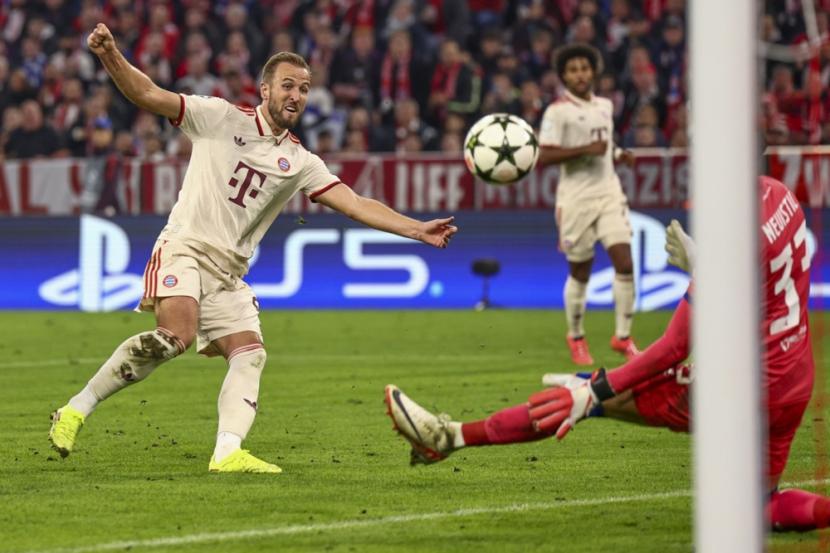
<box><xmin>493</xmin><ymin>136</ymin><xmax>523</xmax><ymax>167</ymax></box>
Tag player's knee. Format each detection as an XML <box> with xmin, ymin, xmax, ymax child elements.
<box><xmin>229</xmin><ymin>346</ymin><xmax>267</xmax><ymax>376</ymax></box>
<box><xmin>127</xmin><ymin>328</ymin><xmax>187</xmax><ymax>363</ymax></box>
<box><xmin>115</xmin><ymin>329</ymin><xmax>186</xmax><ymax>383</ymax></box>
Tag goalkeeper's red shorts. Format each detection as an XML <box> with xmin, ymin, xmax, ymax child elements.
<box><xmin>632</xmin><ymin>367</ymin><xmax>809</xmax><ymax>480</ymax></box>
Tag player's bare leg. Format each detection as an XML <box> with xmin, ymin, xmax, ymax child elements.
<box><xmin>606</xmin><ymin>243</ymin><xmax>638</xmax><ymax>359</ymax></box>
<box><xmin>209</xmin><ymin>331</ymin><xmax>280</xmax><ymax>473</ymax></box>
<box><xmin>565</xmin><ymin>260</ymin><xmax>594</xmax><ymax>365</ymax></box>
<box><xmin>49</xmin><ymin>297</ymin><xmax>194</xmax><ymax>457</ymax></box>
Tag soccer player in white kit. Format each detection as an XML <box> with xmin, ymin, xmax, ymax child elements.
<box><xmin>48</xmin><ymin>23</ymin><xmax>458</xmax><ymax>473</ymax></box>
<box><xmin>537</xmin><ymin>44</ymin><xmax>638</xmax><ymax>366</ymax></box>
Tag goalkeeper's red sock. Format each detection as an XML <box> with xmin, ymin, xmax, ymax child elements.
<box><xmin>461</xmin><ymin>404</ymin><xmax>548</xmax><ymax>446</ymax></box>
<box><xmin>768</xmin><ymin>488</ymin><xmax>830</xmax><ymax>531</ymax></box>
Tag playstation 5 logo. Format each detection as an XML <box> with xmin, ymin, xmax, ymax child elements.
<box><xmin>39</xmin><ymin>215</ymin><xmax>144</xmax><ymax>311</ymax></box>
<box><xmin>586</xmin><ymin>211</ymin><xmax>690</xmax><ymax>311</ymax></box>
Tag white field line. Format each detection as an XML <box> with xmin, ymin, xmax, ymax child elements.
<box><xmin>19</xmin><ymin>478</ymin><xmax>830</xmax><ymax>553</ymax></box>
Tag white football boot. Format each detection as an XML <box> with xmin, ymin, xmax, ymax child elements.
<box><xmin>384</xmin><ymin>385</ymin><xmax>455</xmax><ymax>465</ymax></box>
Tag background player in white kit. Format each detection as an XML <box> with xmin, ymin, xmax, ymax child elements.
<box><xmin>47</xmin><ymin>23</ymin><xmax>458</xmax><ymax>473</ymax></box>
<box><xmin>537</xmin><ymin>44</ymin><xmax>638</xmax><ymax>366</ymax></box>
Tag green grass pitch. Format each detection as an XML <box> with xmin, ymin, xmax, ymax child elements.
<box><xmin>1</xmin><ymin>309</ymin><xmax>828</xmax><ymax>552</ymax></box>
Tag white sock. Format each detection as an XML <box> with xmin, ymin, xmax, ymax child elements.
<box><xmin>613</xmin><ymin>274</ymin><xmax>635</xmax><ymax>338</ymax></box>
<box><xmin>564</xmin><ymin>276</ymin><xmax>588</xmax><ymax>338</ymax></box>
<box><xmin>213</xmin><ymin>431</ymin><xmax>242</xmax><ymax>462</ymax></box>
<box><xmin>449</xmin><ymin>421</ymin><xmax>465</xmax><ymax>448</ymax></box>
<box><xmin>68</xmin><ymin>328</ymin><xmax>185</xmax><ymax>417</ymax></box>
<box><xmin>217</xmin><ymin>346</ymin><xmax>266</xmax><ymax>442</ymax></box>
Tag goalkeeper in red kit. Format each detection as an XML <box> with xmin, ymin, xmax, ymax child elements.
<box><xmin>386</xmin><ymin>175</ymin><xmax>828</xmax><ymax>531</ymax></box>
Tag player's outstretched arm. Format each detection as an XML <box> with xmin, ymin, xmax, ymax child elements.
<box><xmin>315</xmin><ymin>184</ymin><xmax>458</xmax><ymax>248</ymax></box>
<box><xmin>87</xmin><ymin>23</ymin><xmax>180</xmax><ymax>121</ymax></box>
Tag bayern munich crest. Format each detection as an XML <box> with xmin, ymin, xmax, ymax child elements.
<box><xmin>278</xmin><ymin>157</ymin><xmax>290</xmax><ymax>171</ymax></box>
<box><xmin>162</xmin><ymin>275</ymin><xmax>178</xmax><ymax>288</ymax></box>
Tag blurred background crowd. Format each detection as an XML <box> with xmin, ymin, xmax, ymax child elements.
<box><xmin>0</xmin><ymin>0</ymin><xmax>828</xmax><ymax>164</ymax></box>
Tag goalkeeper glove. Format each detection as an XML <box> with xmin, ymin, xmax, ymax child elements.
<box><xmin>528</xmin><ymin>368</ymin><xmax>616</xmax><ymax>440</ymax></box>
<box><xmin>665</xmin><ymin>219</ymin><xmax>696</xmax><ymax>273</ymax></box>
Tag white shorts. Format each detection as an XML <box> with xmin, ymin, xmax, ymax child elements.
<box><xmin>555</xmin><ymin>194</ymin><xmax>632</xmax><ymax>263</ymax></box>
<box><xmin>137</xmin><ymin>239</ymin><xmax>262</xmax><ymax>356</ymax></box>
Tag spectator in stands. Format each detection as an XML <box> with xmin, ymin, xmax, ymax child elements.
<box><xmin>652</xmin><ymin>15</ymin><xmax>685</xmax><ymax>99</ymax></box>
<box><xmin>315</xmin><ymin>129</ymin><xmax>336</xmax><ymax>155</ymax></box>
<box><xmin>176</xmin><ymin>31</ymin><xmax>214</xmax><ymax>80</ymax></box>
<box><xmin>567</xmin><ymin>16</ymin><xmax>607</xmax><ymax>61</ymax></box>
<box><xmin>4</xmin><ymin>99</ymin><xmax>64</xmax><ymax>158</ymax></box>
<box><xmin>0</xmin><ymin>106</ymin><xmax>22</xmax><ymax>158</ymax></box>
<box><xmin>794</xmin><ymin>69</ymin><xmax>828</xmax><ymax>145</ymax></box>
<box><xmin>345</xmin><ymin>106</ymin><xmax>386</xmax><ymax>151</ymax></box>
<box><xmin>52</xmin><ymin>77</ymin><xmax>84</xmax><ymax>134</ymax></box>
<box><xmin>597</xmin><ymin>73</ymin><xmax>625</xmax><ymax>126</ymax></box>
<box><xmin>428</xmin><ymin>39</ymin><xmax>482</xmax><ymax>125</ymax></box>
<box><xmin>80</xmin><ymin>115</ymin><xmax>118</xmax><ymax>215</ymax></box>
<box><xmin>522</xmin><ymin>29</ymin><xmax>555</xmax><ymax>81</ymax></box>
<box><xmin>481</xmin><ymin>72</ymin><xmax>520</xmax><ymax>115</ymax></box>
<box><xmin>440</xmin><ymin>132</ymin><xmax>463</xmax><ymax>154</ymax></box>
<box><xmin>0</xmin><ymin>56</ymin><xmax>10</xmax><ymax>114</ymax></box>
<box><xmin>769</xmin><ymin>64</ymin><xmax>800</xmax><ymax>117</ymax></box>
<box><xmin>175</xmin><ymin>54</ymin><xmax>218</xmax><ymax>96</ymax></box>
<box><xmin>214</xmin><ymin>67</ymin><xmax>259</xmax><ymax>108</ymax></box>
<box><xmin>136</xmin><ymin>31</ymin><xmax>173</xmax><ymax>87</ymax></box>
<box><xmin>343</xmin><ymin>128</ymin><xmax>369</xmax><ymax>153</ymax></box>
<box><xmin>377</xmin><ymin>29</ymin><xmax>432</xmax><ymax>125</ymax></box>
<box><xmin>518</xmin><ymin>80</ymin><xmax>545</xmax><ymax>128</ymax></box>
<box><xmin>512</xmin><ymin>0</ymin><xmax>559</xmax><ymax>58</ymax></box>
<box><xmin>419</xmin><ymin>0</ymin><xmax>471</xmax><ymax>48</ymax></box>
<box><xmin>606</xmin><ymin>0</ymin><xmax>634</xmax><ymax>75</ymax></box>
<box><xmin>622</xmin><ymin>103</ymin><xmax>667</xmax><ymax>148</ymax></box>
<box><xmin>475</xmin><ymin>29</ymin><xmax>505</xmax><ymax>93</ymax></box>
<box><xmin>19</xmin><ymin>37</ymin><xmax>48</xmax><ymax>89</ymax></box>
<box><xmin>49</xmin><ymin>33</ymin><xmax>96</xmax><ymax>83</ymax></box>
<box><xmin>761</xmin><ymin>93</ymin><xmax>790</xmax><ymax>146</ymax></box>
<box><xmin>383</xmin><ymin>97</ymin><xmax>439</xmax><ymax>152</ymax></box>
<box><xmin>330</xmin><ymin>25</ymin><xmax>379</xmax><ymax>110</ymax></box>
<box><xmin>223</xmin><ymin>2</ymin><xmax>266</xmax><ymax>60</ymax></box>
<box><xmin>135</xmin><ymin>3</ymin><xmax>180</xmax><ymax>63</ymax></box>
<box><xmin>621</xmin><ymin>62</ymin><xmax>666</xmax><ymax>134</ymax></box>
<box><xmin>182</xmin><ymin>6</ymin><xmax>223</xmax><ymax>59</ymax></box>
<box><xmin>382</xmin><ymin>0</ymin><xmax>431</xmax><ymax>56</ymax></box>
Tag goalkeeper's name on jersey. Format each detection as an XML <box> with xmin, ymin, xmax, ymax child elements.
<box><xmin>762</xmin><ymin>192</ymin><xmax>800</xmax><ymax>245</ymax></box>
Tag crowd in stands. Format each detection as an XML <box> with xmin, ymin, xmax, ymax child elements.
<box><xmin>0</xmin><ymin>0</ymin><xmax>828</xmax><ymax>166</ymax></box>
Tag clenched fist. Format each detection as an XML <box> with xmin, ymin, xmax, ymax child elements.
<box><xmin>87</xmin><ymin>23</ymin><xmax>116</xmax><ymax>55</ymax></box>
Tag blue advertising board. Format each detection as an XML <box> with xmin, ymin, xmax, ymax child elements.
<box><xmin>1</xmin><ymin>210</ymin><xmax>828</xmax><ymax>311</ymax></box>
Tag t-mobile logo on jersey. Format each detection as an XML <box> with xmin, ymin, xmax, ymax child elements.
<box><xmin>227</xmin><ymin>161</ymin><xmax>266</xmax><ymax>208</ymax></box>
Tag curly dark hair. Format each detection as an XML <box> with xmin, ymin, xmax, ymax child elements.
<box><xmin>554</xmin><ymin>44</ymin><xmax>603</xmax><ymax>79</ymax></box>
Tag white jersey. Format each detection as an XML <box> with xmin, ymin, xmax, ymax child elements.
<box><xmin>160</xmin><ymin>94</ymin><xmax>340</xmax><ymax>277</ymax></box>
<box><xmin>538</xmin><ymin>90</ymin><xmax>624</xmax><ymax>205</ymax></box>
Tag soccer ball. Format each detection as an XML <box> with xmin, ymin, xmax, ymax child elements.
<box><xmin>463</xmin><ymin>113</ymin><xmax>539</xmax><ymax>185</ymax></box>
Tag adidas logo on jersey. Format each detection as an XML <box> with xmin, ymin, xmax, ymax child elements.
<box><xmin>234</xmin><ymin>136</ymin><xmax>246</xmax><ymax>146</ymax></box>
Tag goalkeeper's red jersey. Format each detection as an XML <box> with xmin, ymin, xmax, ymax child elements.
<box><xmin>760</xmin><ymin>176</ymin><xmax>814</xmax><ymax>407</ymax></box>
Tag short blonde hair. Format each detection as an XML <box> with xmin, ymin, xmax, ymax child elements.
<box><xmin>260</xmin><ymin>52</ymin><xmax>310</xmax><ymax>84</ymax></box>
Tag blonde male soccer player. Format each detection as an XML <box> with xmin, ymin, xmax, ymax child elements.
<box><xmin>537</xmin><ymin>44</ymin><xmax>638</xmax><ymax>365</ymax></box>
<box><xmin>48</xmin><ymin>23</ymin><xmax>458</xmax><ymax>474</ymax></box>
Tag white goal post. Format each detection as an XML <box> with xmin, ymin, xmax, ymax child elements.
<box><xmin>691</xmin><ymin>0</ymin><xmax>765</xmax><ymax>550</ymax></box>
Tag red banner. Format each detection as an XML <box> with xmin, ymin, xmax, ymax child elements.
<box><xmin>0</xmin><ymin>148</ymin><xmax>827</xmax><ymax>216</ymax></box>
